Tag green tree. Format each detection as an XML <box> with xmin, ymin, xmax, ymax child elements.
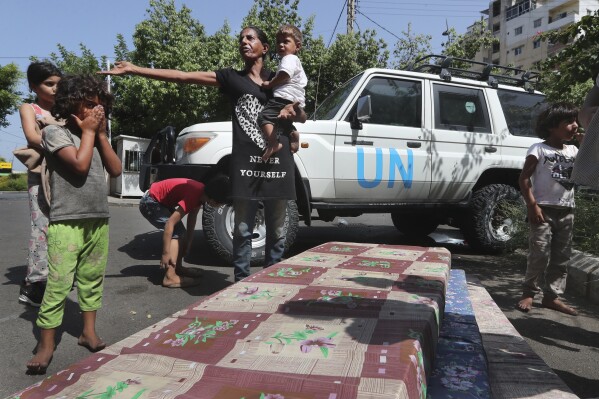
<box><xmin>110</xmin><ymin>0</ymin><xmax>216</xmax><ymax>137</ymax></box>
<box><xmin>441</xmin><ymin>20</ymin><xmax>498</xmax><ymax>67</ymax></box>
<box><xmin>0</xmin><ymin>63</ymin><xmax>22</xmax><ymax>128</ymax></box>
<box><xmin>48</xmin><ymin>44</ymin><xmax>106</xmax><ymax>75</ymax></box>
<box><xmin>314</xmin><ymin>30</ymin><xmax>388</xmax><ymax>108</ymax></box>
<box><xmin>391</xmin><ymin>23</ymin><xmax>432</xmax><ymax>70</ymax></box>
<box><xmin>539</xmin><ymin>13</ymin><xmax>599</xmax><ymax>105</ymax></box>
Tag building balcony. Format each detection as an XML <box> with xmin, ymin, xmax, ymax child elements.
<box><xmin>548</xmin><ymin>10</ymin><xmax>578</xmax><ymax>30</ymax></box>
<box><xmin>506</xmin><ymin>0</ymin><xmax>537</xmax><ymax>21</ymax></box>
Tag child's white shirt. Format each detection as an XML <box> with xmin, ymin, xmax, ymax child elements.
<box><xmin>273</xmin><ymin>54</ymin><xmax>307</xmax><ymax>108</ymax></box>
<box><xmin>527</xmin><ymin>142</ymin><xmax>578</xmax><ymax>208</ymax></box>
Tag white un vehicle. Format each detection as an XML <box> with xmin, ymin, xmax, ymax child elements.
<box><xmin>140</xmin><ymin>55</ymin><xmax>546</xmax><ymax>265</ymax></box>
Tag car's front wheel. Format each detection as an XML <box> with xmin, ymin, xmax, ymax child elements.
<box><xmin>202</xmin><ymin>200</ymin><xmax>299</xmax><ymax>266</ymax></box>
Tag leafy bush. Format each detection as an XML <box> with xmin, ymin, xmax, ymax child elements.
<box><xmin>502</xmin><ymin>189</ymin><xmax>599</xmax><ymax>256</ymax></box>
<box><xmin>572</xmin><ymin>190</ymin><xmax>599</xmax><ymax>256</ymax></box>
<box><xmin>0</xmin><ymin>174</ymin><xmax>28</xmax><ymax>191</ymax></box>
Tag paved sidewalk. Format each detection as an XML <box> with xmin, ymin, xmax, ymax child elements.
<box><xmin>467</xmin><ymin>276</ymin><xmax>578</xmax><ymax>398</ymax></box>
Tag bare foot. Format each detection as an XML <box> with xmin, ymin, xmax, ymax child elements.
<box><xmin>78</xmin><ymin>334</ymin><xmax>106</xmax><ymax>353</ymax></box>
<box><xmin>27</xmin><ymin>344</ymin><xmax>54</xmax><ymax>374</ymax></box>
<box><xmin>290</xmin><ymin>141</ymin><xmax>299</xmax><ymax>153</ymax></box>
<box><xmin>516</xmin><ymin>296</ymin><xmax>534</xmax><ymax>312</ymax></box>
<box><xmin>542</xmin><ymin>298</ymin><xmax>578</xmax><ymax>316</ymax></box>
<box><xmin>262</xmin><ymin>142</ymin><xmax>283</xmax><ymax>161</ymax></box>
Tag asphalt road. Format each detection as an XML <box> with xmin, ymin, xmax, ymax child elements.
<box><xmin>1</xmin><ymin>192</ymin><xmax>598</xmax><ymax>398</ymax></box>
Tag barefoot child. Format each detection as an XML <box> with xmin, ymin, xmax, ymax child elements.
<box><xmin>517</xmin><ymin>102</ymin><xmax>583</xmax><ymax>316</ymax></box>
<box><xmin>139</xmin><ymin>175</ymin><xmax>231</xmax><ymax>288</ymax></box>
<box><xmin>259</xmin><ymin>24</ymin><xmax>307</xmax><ymax>160</ymax></box>
<box><xmin>27</xmin><ymin>75</ymin><xmax>122</xmax><ymax>374</ymax></box>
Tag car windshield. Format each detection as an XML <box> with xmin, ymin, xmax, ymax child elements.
<box><xmin>497</xmin><ymin>89</ymin><xmax>546</xmax><ymax>137</ymax></box>
<box><xmin>312</xmin><ymin>73</ymin><xmax>363</xmax><ymax>120</ymax></box>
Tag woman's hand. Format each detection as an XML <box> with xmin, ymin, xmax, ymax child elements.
<box><xmin>98</xmin><ymin>61</ymin><xmax>135</xmax><ymax>76</ymax></box>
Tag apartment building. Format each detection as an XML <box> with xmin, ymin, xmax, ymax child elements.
<box><xmin>475</xmin><ymin>0</ymin><xmax>599</xmax><ymax>71</ymax></box>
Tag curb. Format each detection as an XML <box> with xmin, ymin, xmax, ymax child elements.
<box><xmin>567</xmin><ymin>250</ymin><xmax>599</xmax><ymax>304</ymax></box>
<box><xmin>107</xmin><ymin>195</ymin><xmax>140</xmax><ymax>207</ymax></box>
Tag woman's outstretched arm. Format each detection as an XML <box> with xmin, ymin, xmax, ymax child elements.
<box><xmin>99</xmin><ymin>61</ymin><xmax>220</xmax><ymax>87</ymax></box>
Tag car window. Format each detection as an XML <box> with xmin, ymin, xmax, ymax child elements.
<box><xmin>497</xmin><ymin>89</ymin><xmax>546</xmax><ymax>137</ymax></box>
<box><xmin>313</xmin><ymin>73</ymin><xmax>363</xmax><ymax>120</ymax></box>
<box><xmin>433</xmin><ymin>84</ymin><xmax>491</xmax><ymax>133</ymax></box>
<box><xmin>351</xmin><ymin>77</ymin><xmax>422</xmax><ymax>128</ymax></box>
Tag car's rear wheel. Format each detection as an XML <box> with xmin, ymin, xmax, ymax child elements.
<box><xmin>202</xmin><ymin>200</ymin><xmax>299</xmax><ymax>266</ymax></box>
<box><xmin>460</xmin><ymin>184</ymin><xmax>524</xmax><ymax>253</ymax></box>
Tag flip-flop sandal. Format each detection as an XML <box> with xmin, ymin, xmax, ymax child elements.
<box><xmin>163</xmin><ymin>276</ymin><xmax>202</xmax><ymax>288</ymax></box>
<box><xmin>78</xmin><ymin>339</ymin><xmax>106</xmax><ymax>353</ymax></box>
<box><xmin>26</xmin><ymin>355</ymin><xmax>52</xmax><ymax>375</ymax></box>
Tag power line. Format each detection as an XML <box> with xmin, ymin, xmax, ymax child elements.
<box><xmin>356</xmin><ymin>10</ymin><xmax>402</xmax><ymax>41</ymax></box>
<box><xmin>0</xmin><ymin>128</ymin><xmax>25</xmax><ymax>141</ymax></box>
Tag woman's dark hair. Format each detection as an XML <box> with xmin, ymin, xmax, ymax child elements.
<box><xmin>239</xmin><ymin>26</ymin><xmax>269</xmax><ymax>60</ymax></box>
<box><xmin>26</xmin><ymin>61</ymin><xmax>62</xmax><ymax>87</ymax></box>
<box><xmin>52</xmin><ymin>75</ymin><xmax>113</xmax><ymax>120</ymax></box>
<box><xmin>204</xmin><ymin>174</ymin><xmax>232</xmax><ymax>205</ymax></box>
<box><xmin>535</xmin><ymin>102</ymin><xmax>578</xmax><ymax>139</ymax></box>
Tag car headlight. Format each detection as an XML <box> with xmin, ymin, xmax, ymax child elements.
<box><xmin>183</xmin><ymin>137</ymin><xmax>211</xmax><ymax>154</ymax></box>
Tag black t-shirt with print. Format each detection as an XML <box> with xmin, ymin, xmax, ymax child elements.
<box><xmin>216</xmin><ymin>67</ymin><xmax>296</xmax><ymax>200</ymax></box>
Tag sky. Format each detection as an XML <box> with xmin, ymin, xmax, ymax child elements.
<box><xmin>0</xmin><ymin>0</ymin><xmax>490</xmax><ymax>169</ymax></box>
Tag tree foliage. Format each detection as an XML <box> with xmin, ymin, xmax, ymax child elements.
<box><xmin>539</xmin><ymin>13</ymin><xmax>599</xmax><ymax>105</ymax></box>
<box><xmin>313</xmin><ymin>30</ymin><xmax>388</xmax><ymax>109</ymax></box>
<box><xmin>441</xmin><ymin>20</ymin><xmax>497</xmax><ymax>68</ymax></box>
<box><xmin>0</xmin><ymin>63</ymin><xmax>22</xmax><ymax>128</ymax></box>
<box><xmin>48</xmin><ymin>44</ymin><xmax>106</xmax><ymax>75</ymax></box>
<box><xmin>392</xmin><ymin>23</ymin><xmax>432</xmax><ymax>70</ymax></box>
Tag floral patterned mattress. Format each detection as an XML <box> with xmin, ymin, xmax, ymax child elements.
<box><xmin>10</xmin><ymin>242</ymin><xmax>458</xmax><ymax>399</ymax></box>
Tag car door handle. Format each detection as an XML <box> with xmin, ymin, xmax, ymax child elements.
<box><xmin>407</xmin><ymin>141</ymin><xmax>421</xmax><ymax>148</ymax></box>
<box><xmin>344</xmin><ymin>140</ymin><xmax>373</xmax><ymax>146</ymax></box>
<box><xmin>484</xmin><ymin>146</ymin><xmax>497</xmax><ymax>153</ymax></box>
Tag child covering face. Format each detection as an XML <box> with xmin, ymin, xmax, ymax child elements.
<box><xmin>26</xmin><ymin>75</ymin><xmax>122</xmax><ymax>374</ymax></box>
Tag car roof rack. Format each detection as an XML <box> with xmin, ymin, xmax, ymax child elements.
<box><xmin>408</xmin><ymin>54</ymin><xmax>539</xmax><ymax>92</ymax></box>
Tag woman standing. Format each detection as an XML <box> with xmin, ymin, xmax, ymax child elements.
<box><xmin>102</xmin><ymin>26</ymin><xmax>305</xmax><ymax>282</ymax></box>
<box><xmin>17</xmin><ymin>62</ymin><xmax>63</xmax><ymax>306</ymax></box>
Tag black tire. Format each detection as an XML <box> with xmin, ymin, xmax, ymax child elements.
<box><xmin>460</xmin><ymin>184</ymin><xmax>523</xmax><ymax>253</ymax></box>
<box><xmin>391</xmin><ymin>212</ymin><xmax>439</xmax><ymax>236</ymax></box>
<box><xmin>202</xmin><ymin>200</ymin><xmax>299</xmax><ymax>266</ymax></box>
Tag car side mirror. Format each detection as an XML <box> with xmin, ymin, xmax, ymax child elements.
<box><xmin>351</xmin><ymin>95</ymin><xmax>372</xmax><ymax>130</ymax></box>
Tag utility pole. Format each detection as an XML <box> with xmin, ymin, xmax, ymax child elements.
<box><xmin>347</xmin><ymin>0</ymin><xmax>356</xmax><ymax>34</ymax></box>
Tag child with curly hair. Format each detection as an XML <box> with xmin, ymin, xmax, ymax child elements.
<box><xmin>27</xmin><ymin>75</ymin><xmax>122</xmax><ymax>374</ymax></box>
